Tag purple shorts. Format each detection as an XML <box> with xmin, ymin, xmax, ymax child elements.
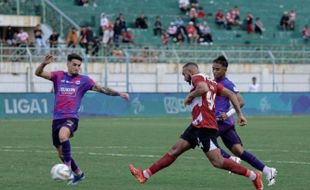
<box><xmin>52</xmin><ymin>118</ymin><xmax>79</xmax><ymax>147</ymax></box>
<box><xmin>217</xmin><ymin>124</ymin><xmax>242</xmax><ymax>149</ymax></box>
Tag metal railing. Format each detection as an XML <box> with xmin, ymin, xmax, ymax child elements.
<box><xmin>0</xmin><ymin>45</ymin><xmax>309</xmax><ymax>92</ymax></box>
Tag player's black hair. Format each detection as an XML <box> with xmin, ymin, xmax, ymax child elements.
<box><xmin>213</xmin><ymin>55</ymin><xmax>228</xmax><ymax>68</ymax></box>
<box><xmin>67</xmin><ymin>53</ymin><xmax>83</xmax><ymax>62</ymax></box>
<box><xmin>183</xmin><ymin>62</ymin><xmax>198</xmax><ymax>68</ymax></box>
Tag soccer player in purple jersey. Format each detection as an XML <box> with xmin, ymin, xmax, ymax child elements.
<box><xmin>212</xmin><ymin>55</ymin><xmax>277</xmax><ymax>186</ymax></box>
<box><xmin>35</xmin><ymin>54</ymin><xmax>129</xmax><ymax>185</ymax></box>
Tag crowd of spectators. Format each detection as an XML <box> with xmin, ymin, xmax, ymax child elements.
<box><xmin>1</xmin><ymin>0</ymin><xmax>309</xmax><ymax>58</ymax></box>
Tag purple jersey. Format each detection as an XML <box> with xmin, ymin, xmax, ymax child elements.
<box><xmin>51</xmin><ymin>71</ymin><xmax>95</xmax><ymax>120</ymax></box>
<box><xmin>215</xmin><ymin>77</ymin><xmax>239</xmax><ymax>128</ymax></box>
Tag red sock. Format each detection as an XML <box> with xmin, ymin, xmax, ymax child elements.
<box><xmin>148</xmin><ymin>153</ymin><xmax>176</xmax><ymax>176</ymax></box>
<box><xmin>222</xmin><ymin>158</ymin><xmax>250</xmax><ymax>177</ymax></box>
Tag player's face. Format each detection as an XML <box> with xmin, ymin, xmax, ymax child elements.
<box><xmin>67</xmin><ymin>59</ymin><xmax>82</xmax><ymax>76</ymax></box>
<box><xmin>212</xmin><ymin>63</ymin><xmax>226</xmax><ymax>80</ymax></box>
<box><xmin>182</xmin><ymin>67</ymin><xmax>192</xmax><ymax>84</ymax></box>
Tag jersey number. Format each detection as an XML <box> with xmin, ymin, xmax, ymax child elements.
<box><xmin>206</xmin><ymin>91</ymin><xmax>216</xmax><ymax>110</ymax></box>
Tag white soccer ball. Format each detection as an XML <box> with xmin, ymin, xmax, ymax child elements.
<box><xmin>50</xmin><ymin>164</ymin><xmax>74</xmax><ymax>181</ymax></box>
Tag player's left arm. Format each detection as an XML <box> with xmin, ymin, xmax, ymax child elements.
<box><xmin>219</xmin><ymin>92</ymin><xmax>244</xmax><ymax>120</ymax></box>
<box><xmin>219</xmin><ymin>87</ymin><xmax>247</xmax><ymax>126</ymax></box>
<box><xmin>184</xmin><ymin>81</ymin><xmax>209</xmax><ymax>105</ymax></box>
<box><xmin>92</xmin><ymin>83</ymin><xmax>129</xmax><ymax>101</ymax></box>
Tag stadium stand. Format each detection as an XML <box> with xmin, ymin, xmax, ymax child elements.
<box><xmin>0</xmin><ymin>0</ymin><xmax>309</xmax><ymax>93</ymax></box>
<box><xmin>48</xmin><ymin>0</ymin><xmax>310</xmax><ymax>45</ymax></box>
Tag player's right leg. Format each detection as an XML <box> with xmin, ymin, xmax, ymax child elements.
<box><xmin>129</xmin><ymin>138</ymin><xmax>191</xmax><ymax>184</ymax></box>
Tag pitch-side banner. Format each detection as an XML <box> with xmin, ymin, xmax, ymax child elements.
<box><xmin>0</xmin><ymin>92</ymin><xmax>309</xmax><ymax>118</ymax></box>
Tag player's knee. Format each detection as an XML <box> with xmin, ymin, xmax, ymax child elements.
<box><xmin>169</xmin><ymin>145</ymin><xmax>182</xmax><ymax>157</ymax></box>
<box><xmin>59</xmin><ymin>134</ymin><xmax>69</xmax><ymax>143</ymax></box>
<box><xmin>58</xmin><ymin>128</ymin><xmax>70</xmax><ymax>142</ymax></box>
<box><xmin>232</xmin><ymin>147</ymin><xmax>244</xmax><ymax>157</ymax></box>
<box><xmin>210</xmin><ymin>159</ymin><xmax>223</xmax><ymax>168</ymax></box>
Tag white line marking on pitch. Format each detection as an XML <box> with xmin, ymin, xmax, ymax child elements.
<box><xmin>1</xmin><ymin>148</ymin><xmax>310</xmax><ymax>166</ymax></box>
<box><xmin>2</xmin><ymin>145</ymin><xmax>310</xmax><ymax>154</ymax></box>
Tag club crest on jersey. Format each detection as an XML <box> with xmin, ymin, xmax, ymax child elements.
<box><xmin>75</xmin><ymin>80</ymin><xmax>80</xmax><ymax>85</ymax></box>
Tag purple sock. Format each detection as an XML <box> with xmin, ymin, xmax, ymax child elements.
<box><xmin>240</xmin><ymin>151</ymin><xmax>265</xmax><ymax>171</ymax></box>
<box><xmin>221</xmin><ymin>149</ymin><xmax>231</xmax><ymax>158</ymax></box>
<box><xmin>71</xmin><ymin>158</ymin><xmax>81</xmax><ymax>175</ymax></box>
<box><xmin>61</xmin><ymin>140</ymin><xmax>71</xmax><ymax>167</ymax></box>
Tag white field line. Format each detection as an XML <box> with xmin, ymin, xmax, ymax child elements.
<box><xmin>1</xmin><ymin>145</ymin><xmax>310</xmax><ymax>154</ymax></box>
<box><xmin>1</xmin><ymin>146</ymin><xmax>310</xmax><ymax>165</ymax></box>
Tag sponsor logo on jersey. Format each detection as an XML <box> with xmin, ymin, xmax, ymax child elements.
<box><xmin>59</xmin><ymin>87</ymin><xmax>77</xmax><ymax>96</ymax></box>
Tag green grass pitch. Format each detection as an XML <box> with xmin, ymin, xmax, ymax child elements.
<box><xmin>0</xmin><ymin>116</ymin><xmax>309</xmax><ymax>190</ymax></box>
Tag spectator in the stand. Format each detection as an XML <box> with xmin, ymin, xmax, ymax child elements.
<box><xmin>175</xmin><ymin>16</ymin><xmax>185</xmax><ymax>28</ymax></box>
<box><xmin>135</xmin><ymin>14</ymin><xmax>148</xmax><ymax>29</ymax></box>
<box><xmin>280</xmin><ymin>12</ymin><xmax>290</xmax><ymax>30</ymax></box>
<box><xmin>226</xmin><ymin>9</ymin><xmax>235</xmax><ymax>30</ymax></box>
<box><xmin>248</xmin><ymin>76</ymin><xmax>259</xmax><ymax>92</ymax></box>
<box><xmin>175</xmin><ymin>16</ymin><xmax>187</xmax><ymax>37</ymax></box>
<box><xmin>254</xmin><ymin>17</ymin><xmax>265</xmax><ymax>35</ymax></box>
<box><xmin>302</xmin><ymin>25</ymin><xmax>310</xmax><ymax>41</ymax></box>
<box><xmin>86</xmin><ymin>26</ymin><xmax>94</xmax><ymax>45</ymax></box>
<box><xmin>113</xmin><ymin>19</ymin><xmax>123</xmax><ymax>46</ymax></box>
<box><xmin>161</xmin><ymin>32</ymin><xmax>169</xmax><ymax>45</ymax></box>
<box><xmin>179</xmin><ymin>0</ymin><xmax>190</xmax><ymax>13</ymax></box>
<box><xmin>79</xmin><ymin>27</ymin><xmax>89</xmax><ymax>50</ymax></box>
<box><xmin>5</xmin><ymin>26</ymin><xmax>16</xmax><ymax>46</ymax></box>
<box><xmin>66</xmin><ymin>27</ymin><xmax>78</xmax><ymax>48</ymax></box>
<box><xmin>197</xmin><ymin>7</ymin><xmax>206</xmax><ymax>19</ymax></box>
<box><xmin>16</xmin><ymin>28</ymin><xmax>29</xmax><ymax>46</ymax></box>
<box><xmin>232</xmin><ymin>6</ymin><xmax>241</xmax><ymax>25</ymax></box>
<box><xmin>246</xmin><ymin>12</ymin><xmax>254</xmax><ymax>33</ymax></box>
<box><xmin>186</xmin><ymin>21</ymin><xmax>198</xmax><ymax>44</ymax></box>
<box><xmin>34</xmin><ymin>24</ymin><xmax>47</xmax><ymax>55</ymax></box>
<box><xmin>288</xmin><ymin>10</ymin><xmax>296</xmax><ymax>30</ymax></box>
<box><xmin>199</xmin><ymin>21</ymin><xmax>213</xmax><ymax>45</ymax></box>
<box><xmin>215</xmin><ymin>9</ymin><xmax>225</xmax><ymax>28</ymax></box>
<box><xmin>116</xmin><ymin>13</ymin><xmax>127</xmax><ymax>31</ymax></box>
<box><xmin>100</xmin><ymin>13</ymin><xmax>109</xmax><ymax>33</ymax></box>
<box><xmin>153</xmin><ymin>16</ymin><xmax>163</xmax><ymax>36</ymax></box>
<box><xmin>167</xmin><ymin>22</ymin><xmax>178</xmax><ymax>38</ymax></box>
<box><xmin>49</xmin><ymin>31</ymin><xmax>59</xmax><ymax>48</ymax></box>
<box><xmin>175</xmin><ymin>31</ymin><xmax>185</xmax><ymax>44</ymax></box>
<box><xmin>188</xmin><ymin>7</ymin><xmax>198</xmax><ymax>24</ymax></box>
<box><xmin>122</xmin><ymin>28</ymin><xmax>134</xmax><ymax>43</ymax></box>
<box><xmin>102</xmin><ymin>22</ymin><xmax>114</xmax><ymax>47</ymax></box>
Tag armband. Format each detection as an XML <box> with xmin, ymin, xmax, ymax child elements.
<box><xmin>226</xmin><ymin>108</ymin><xmax>236</xmax><ymax>117</ymax></box>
